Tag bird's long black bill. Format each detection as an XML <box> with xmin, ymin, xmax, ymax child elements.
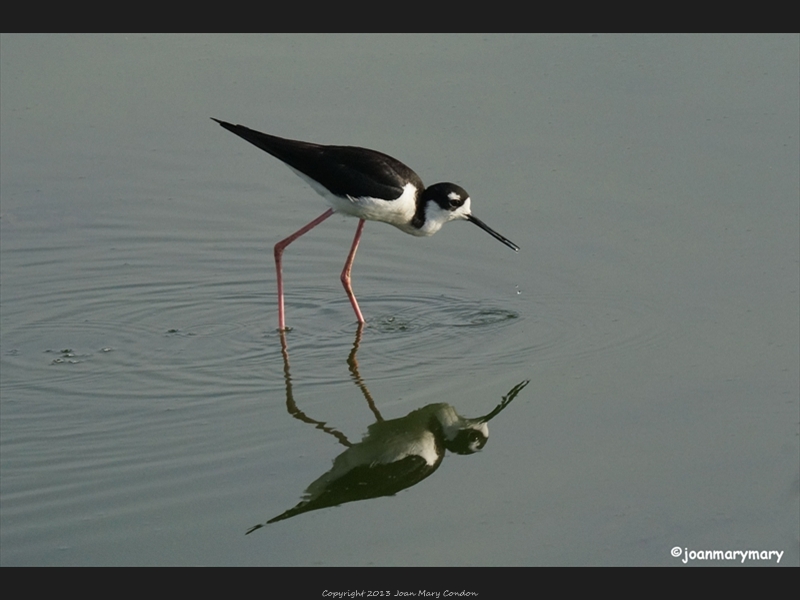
<box><xmin>467</xmin><ymin>215</ymin><xmax>519</xmax><ymax>252</ymax></box>
<box><xmin>479</xmin><ymin>380</ymin><xmax>530</xmax><ymax>423</ymax></box>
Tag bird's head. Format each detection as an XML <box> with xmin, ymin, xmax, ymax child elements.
<box><xmin>421</xmin><ymin>183</ymin><xmax>519</xmax><ymax>251</ymax></box>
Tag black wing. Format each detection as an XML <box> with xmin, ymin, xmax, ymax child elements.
<box><xmin>213</xmin><ymin>119</ymin><xmax>423</xmax><ymax>201</ymax></box>
<box><xmin>246</xmin><ymin>454</ymin><xmax>440</xmax><ymax>532</ymax></box>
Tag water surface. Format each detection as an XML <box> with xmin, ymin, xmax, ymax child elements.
<box><xmin>1</xmin><ymin>34</ymin><xmax>798</xmax><ymax>566</ymax></box>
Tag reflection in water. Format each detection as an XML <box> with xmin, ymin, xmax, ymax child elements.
<box><xmin>247</xmin><ymin>327</ymin><xmax>528</xmax><ymax>533</ymax></box>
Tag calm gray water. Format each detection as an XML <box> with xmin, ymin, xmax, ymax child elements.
<box><xmin>1</xmin><ymin>34</ymin><xmax>798</xmax><ymax>566</ymax></box>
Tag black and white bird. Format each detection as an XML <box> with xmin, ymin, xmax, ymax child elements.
<box><xmin>213</xmin><ymin>119</ymin><xmax>518</xmax><ymax>331</ymax></box>
<box><xmin>246</xmin><ymin>380</ymin><xmax>529</xmax><ymax>532</ymax></box>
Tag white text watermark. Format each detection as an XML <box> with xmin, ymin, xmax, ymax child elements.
<box><xmin>671</xmin><ymin>546</ymin><xmax>784</xmax><ymax>564</ymax></box>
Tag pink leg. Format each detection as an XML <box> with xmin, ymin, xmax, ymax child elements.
<box><xmin>341</xmin><ymin>219</ymin><xmax>366</xmax><ymax>324</ymax></box>
<box><xmin>274</xmin><ymin>208</ymin><xmax>334</xmax><ymax>331</ymax></box>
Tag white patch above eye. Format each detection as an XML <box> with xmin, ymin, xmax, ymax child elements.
<box><xmin>447</xmin><ymin>191</ymin><xmax>462</xmax><ymax>201</ymax></box>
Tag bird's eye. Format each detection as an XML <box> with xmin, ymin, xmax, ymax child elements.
<box><xmin>469</xmin><ymin>431</ymin><xmax>485</xmax><ymax>450</ymax></box>
<box><xmin>445</xmin><ymin>191</ymin><xmax>465</xmax><ymax>209</ymax></box>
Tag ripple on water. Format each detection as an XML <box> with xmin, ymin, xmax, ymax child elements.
<box><xmin>2</xmin><ymin>254</ymin><xmax>669</xmax><ymax>404</ymax></box>
<box><xmin>288</xmin><ymin>287</ymin><xmax>672</xmax><ymax>382</ymax></box>
<box><xmin>368</xmin><ymin>295</ymin><xmax>518</xmax><ymax>332</ymax></box>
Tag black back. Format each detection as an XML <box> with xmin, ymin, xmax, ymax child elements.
<box><xmin>262</xmin><ymin>453</ymin><xmax>441</xmax><ymax>526</ymax></box>
<box><xmin>213</xmin><ymin>119</ymin><xmax>424</xmax><ymax>201</ymax></box>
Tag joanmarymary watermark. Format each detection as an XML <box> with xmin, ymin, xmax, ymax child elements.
<box><xmin>672</xmin><ymin>546</ymin><xmax>784</xmax><ymax>564</ymax></box>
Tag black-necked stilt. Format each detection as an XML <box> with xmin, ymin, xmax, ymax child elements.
<box><xmin>213</xmin><ymin>119</ymin><xmax>519</xmax><ymax>331</ymax></box>
<box><xmin>247</xmin><ymin>378</ymin><xmax>529</xmax><ymax>531</ymax></box>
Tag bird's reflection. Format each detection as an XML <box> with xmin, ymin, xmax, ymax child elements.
<box><xmin>247</xmin><ymin>326</ymin><xmax>528</xmax><ymax>533</ymax></box>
